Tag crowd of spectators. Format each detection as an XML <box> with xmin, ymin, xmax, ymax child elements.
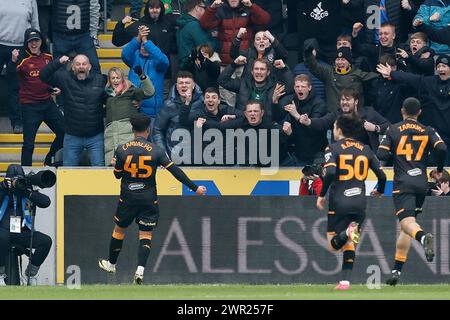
<box><xmin>0</xmin><ymin>0</ymin><xmax>449</xmax><ymax>169</ymax></box>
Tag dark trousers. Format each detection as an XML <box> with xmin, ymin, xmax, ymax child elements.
<box><xmin>21</xmin><ymin>99</ymin><xmax>65</xmax><ymax>166</ymax></box>
<box><xmin>52</xmin><ymin>32</ymin><xmax>101</xmax><ymax>73</ymax></box>
<box><xmin>0</xmin><ymin>44</ymin><xmax>22</xmax><ymax>127</ymax></box>
<box><xmin>37</xmin><ymin>5</ymin><xmax>52</xmax><ymax>45</ymax></box>
<box><xmin>0</xmin><ymin>227</ymin><xmax>52</xmax><ymax>268</ymax></box>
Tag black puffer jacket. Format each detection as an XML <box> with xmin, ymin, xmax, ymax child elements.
<box><xmin>40</xmin><ymin>59</ymin><xmax>106</xmax><ymax>137</ymax></box>
<box><xmin>112</xmin><ymin>0</ymin><xmax>177</xmax><ymax>56</ymax></box>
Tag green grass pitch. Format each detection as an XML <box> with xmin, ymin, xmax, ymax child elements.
<box><xmin>1</xmin><ymin>284</ymin><xmax>450</xmax><ymax>300</ymax></box>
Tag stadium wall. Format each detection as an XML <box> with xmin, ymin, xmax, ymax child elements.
<box><xmin>57</xmin><ymin>168</ymin><xmax>450</xmax><ymax>285</ymax></box>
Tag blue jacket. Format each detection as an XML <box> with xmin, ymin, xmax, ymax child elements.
<box><xmin>122</xmin><ymin>38</ymin><xmax>170</xmax><ymax>117</ymax></box>
<box><xmin>0</xmin><ymin>195</ymin><xmax>32</xmax><ymax>229</ymax></box>
<box><xmin>414</xmin><ymin>0</ymin><xmax>450</xmax><ymax>54</ymax></box>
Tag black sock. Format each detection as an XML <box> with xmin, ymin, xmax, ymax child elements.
<box><xmin>415</xmin><ymin>230</ymin><xmax>425</xmax><ymax>243</ymax></box>
<box><xmin>138</xmin><ymin>239</ymin><xmax>152</xmax><ymax>267</ymax></box>
<box><xmin>331</xmin><ymin>230</ymin><xmax>349</xmax><ymax>250</ymax></box>
<box><xmin>394</xmin><ymin>260</ymin><xmax>405</xmax><ymax>272</ymax></box>
<box><xmin>109</xmin><ymin>237</ymin><xmax>123</xmax><ymax>264</ymax></box>
<box><xmin>341</xmin><ymin>250</ymin><xmax>355</xmax><ymax>281</ymax></box>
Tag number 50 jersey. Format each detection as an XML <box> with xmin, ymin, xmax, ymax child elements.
<box><xmin>321</xmin><ymin>138</ymin><xmax>386</xmax><ymax>214</ymax></box>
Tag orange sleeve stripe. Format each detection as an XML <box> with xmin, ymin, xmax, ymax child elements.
<box><xmin>114</xmin><ymin>168</ymin><xmax>123</xmax><ymax>172</ymax></box>
<box><xmin>324</xmin><ymin>163</ymin><xmax>336</xmax><ymax>168</ymax></box>
<box><xmin>378</xmin><ymin>145</ymin><xmax>390</xmax><ymax>150</ymax></box>
<box><xmin>165</xmin><ymin>162</ymin><xmax>174</xmax><ymax>169</ymax></box>
<box><xmin>16</xmin><ymin>55</ymin><xmax>32</xmax><ymax>69</ymax></box>
<box><xmin>434</xmin><ymin>140</ymin><xmax>444</xmax><ymax>148</ymax></box>
<box><xmin>395</xmin><ymin>208</ymin><xmax>405</xmax><ymax>216</ymax></box>
<box><xmin>328</xmin><ymin>211</ymin><xmax>335</xmax><ymax>215</ymax></box>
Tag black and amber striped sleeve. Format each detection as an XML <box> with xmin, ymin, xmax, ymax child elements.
<box><xmin>113</xmin><ymin>146</ymin><xmax>124</xmax><ymax>179</ymax></box>
<box><xmin>376</xmin><ymin>126</ymin><xmax>392</xmax><ymax>161</ymax></box>
<box><xmin>428</xmin><ymin>127</ymin><xmax>447</xmax><ymax>172</ymax></box>
<box><xmin>320</xmin><ymin>146</ymin><xmax>337</xmax><ymax>197</ymax></box>
<box><xmin>157</xmin><ymin>146</ymin><xmax>198</xmax><ymax>192</ymax></box>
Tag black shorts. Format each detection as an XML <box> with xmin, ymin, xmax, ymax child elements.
<box><xmin>114</xmin><ymin>199</ymin><xmax>159</xmax><ymax>231</ymax></box>
<box><xmin>327</xmin><ymin>211</ymin><xmax>365</xmax><ymax>234</ymax></box>
<box><xmin>393</xmin><ymin>192</ymin><xmax>425</xmax><ymax>221</ymax></box>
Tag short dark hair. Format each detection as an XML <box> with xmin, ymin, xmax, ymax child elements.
<box><xmin>148</xmin><ymin>0</ymin><xmax>162</xmax><ymax>8</ymax></box>
<box><xmin>335</xmin><ymin>113</ymin><xmax>364</xmax><ymax>139</ymax></box>
<box><xmin>184</xmin><ymin>0</ymin><xmax>205</xmax><ymax>12</ymax></box>
<box><xmin>402</xmin><ymin>97</ymin><xmax>421</xmax><ymax>116</ymax></box>
<box><xmin>245</xmin><ymin>100</ymin><xmax>264</xmax><ymax>111</ymax></box>
<box><xmin>130</xmin><ymin>114</ymin><xmax>151</xmax><ymax>132</ymax></box>
<box><xmin>336</xmin><ymin>34</ymin><xmax>352</xmax><ymax>43</ymax></box>
<box><xmin>340</xmin><ymin>87</ymin><xmax>360</xmax><ymax>101</ymax></box>
<box><xmin>204</xmin><ymin>87</ymin><xmax>219</xmax><ymax>95</ymax></box>
<box><xmin>379</xmin><ymin>53</ymin><xmax>396</xmax><ymax>67</ymax></box>
<box><xmin>438</xmin><ymin>170</ymin><xmax>450</xmax><ymax>184</ymax></box>
<box><xmin>176</xmin><ymin>70</ymin><xmax>194</xmax><ymax>81</ymax></box>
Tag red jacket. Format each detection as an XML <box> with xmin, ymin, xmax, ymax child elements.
<box><xmin>16</xmin><ymin>52</ymin><xmax>53</xmax><ymax>104</ymax></box>
<box><xmin>200</xmin><ymin>2</ymin><xmax>271</xmax><ymax>65</ymax></box>
<box><xmin>299</xmin><ymin>178</ymin><xmax>323</xmax><ymax>196</ymax></box>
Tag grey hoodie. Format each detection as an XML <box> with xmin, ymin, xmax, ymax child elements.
<box><xmin>0</xmin><ymin>0</ymin><xmax>39</xmax><ymax>46</ymax></box>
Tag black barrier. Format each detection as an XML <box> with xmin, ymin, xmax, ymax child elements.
<box><xmin>65</xmin><ymin>196</ymin><xmax>450</xmax><ymax>284</ymax></box>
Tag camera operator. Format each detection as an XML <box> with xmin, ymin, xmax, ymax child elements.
<box><xmin>299</xmin><ymin>164</ymin><xmax>324</xmax><ymax>196</ymax></box>
<box><xmin>0</xmin><ymin>165</ymin><xmax>52</xmax><ymax>286</ymax></box>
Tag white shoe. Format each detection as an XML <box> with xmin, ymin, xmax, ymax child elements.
<box><xmin>98</xmin><ymin>259</ymin><xmax>116</xmax><ymax>273</ymax></box>
<box><xmin>0</xmin><ymin>274</ymin><xmax>6</xmax><ymax>286</ymax></box>
<box><xmin>22</xmin><ymin>275</ymin><xmax>38</xmax><ymax>286</ymax></box>
<box><xmin>133</xmin><ymin>272</ymin><xmax>144</xmax><ymax>285</ymax></box>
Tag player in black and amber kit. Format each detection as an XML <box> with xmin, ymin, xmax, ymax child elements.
<box><xmin>317</xmin><ymin>114</ymin><xmax>386</xmax><ymax>291</ymax></box>
<box><xmin>98</xmin><ymin>114</ymin><xmax>206</xmax><ymax>284</ymax></box>
<box><xmin>377</xmin><ymin>97</ymin><xmax>447</xmax><ymax>286</ymax></box>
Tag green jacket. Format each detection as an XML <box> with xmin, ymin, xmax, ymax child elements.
<box><xmin>305</xmin><ymin>54</ymin><xmax>379</xmax><ymax>112</ymax></box>
<box><xmin>104</xmin><ymin>76</ymin><xmax>155</xmax><ymax>125</ymax></box>
<box><xmin>176</xmin><ymin>13</ymin><xmax>219</xmax><ymax>66</ymax></box>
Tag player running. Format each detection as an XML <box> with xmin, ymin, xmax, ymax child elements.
<box><xmin>317</xmin><ymin>114</ymin><xmax>386</xmax><ymax>290</ymax></box>
<box><xmin>377</xmin><ymin>97</ymin><xmax>447</xmax><ymax>286</ymax></box>
<box><xmin>98</xmin><ymin>114</ymin><xmax>206</xmax><ymax>284</ymax></box>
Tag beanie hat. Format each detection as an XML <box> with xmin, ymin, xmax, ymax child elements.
<box><xmin>436</xmin><ymin>55</ymin><xmax>450</xmax><ymax>68</ymax></box>
<box><xmin>336</xmin><ymin>47</ymin><xmax>352</xmax><ymax>64</ymax></box>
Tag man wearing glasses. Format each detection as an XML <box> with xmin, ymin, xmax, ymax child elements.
<box><xmin>176</xmin><ymin>0</ymin><xmax>220</xmax><ymax>67</ymax></box>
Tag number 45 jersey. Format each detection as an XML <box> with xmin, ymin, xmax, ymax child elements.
<box><xmin>322</xmin><ymin>138</ymin><xmax>386</xmax><ymax>215</ymax></box>
<box><xmin>113</xmin><ymin>137</ymin><xmax>174</xmax><ymax>203</ymax></box>
<box><xmin>378</xmin><ymin>119</ymin><xmax>446</xmax><ymax>194</ymax></box>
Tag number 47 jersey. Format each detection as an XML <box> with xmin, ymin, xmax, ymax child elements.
<box><xmin>377</xmin><ymin>119</ymin><xmax>446</xmax><ymax>193</ymax></box>
<box><xmin>114</xmin><ymin>137</ymin><xmax>174</xmax><ymax>202</ymax></box>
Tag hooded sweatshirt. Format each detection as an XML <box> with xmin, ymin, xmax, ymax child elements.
<box><xmin>0</xmin><ymin>0</ymin><xmax>39</xmax><ymax>47</ymax></box>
